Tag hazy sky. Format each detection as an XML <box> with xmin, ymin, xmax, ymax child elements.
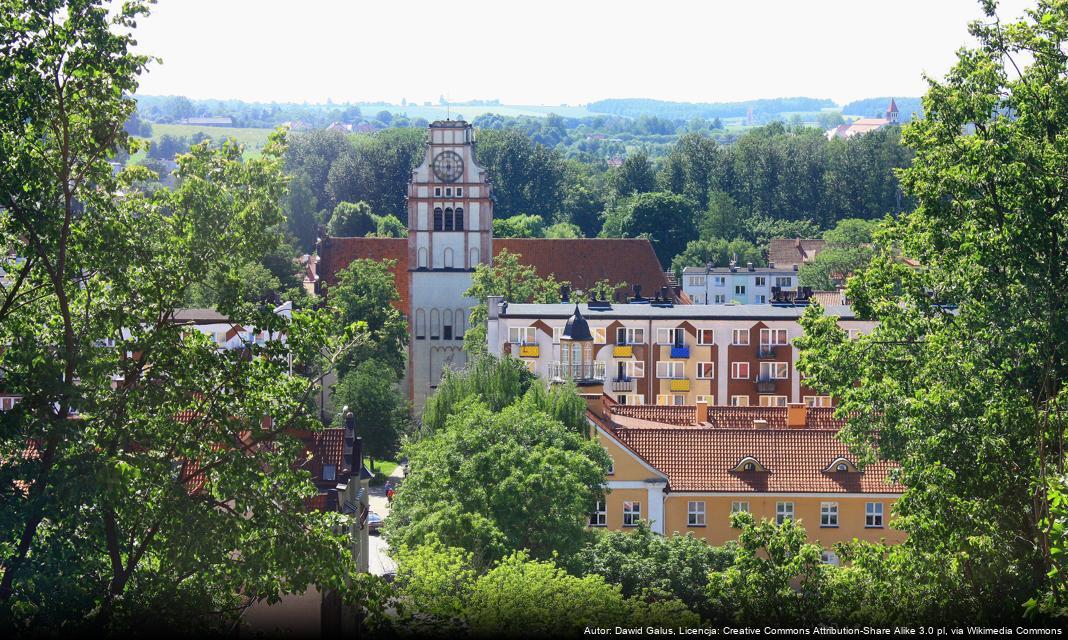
<box><xmin>129</xmin><ymin>0</ymin><xmax>1036</xmax><ymax>106</ymax></box>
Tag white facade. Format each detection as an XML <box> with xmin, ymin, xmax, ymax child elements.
<box><xmin>681</xmin><ymin>265</ymin><xmax>801</xmax><ymax>305</ymax></box>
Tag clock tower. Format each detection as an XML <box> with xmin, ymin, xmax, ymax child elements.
<box><xmin>406</xmin><ymin>120</ymin><xmax>494</xmax><ymax>412</ymax></box>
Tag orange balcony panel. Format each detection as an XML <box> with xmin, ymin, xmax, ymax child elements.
<box><xmin>613</xmin><ymin>345</ymin><xmax>633</xmax><ymax>358</ymax></box>
<box><xmin>519</xmin><ymin>345</ymin><xmax>540</xmax><ymax>358</ymax></box>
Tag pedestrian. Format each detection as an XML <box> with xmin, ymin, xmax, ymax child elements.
<box><xmin>385</xmin><ymin>481</ymin><xmax>395</xmax><ymax>504</ymax></box>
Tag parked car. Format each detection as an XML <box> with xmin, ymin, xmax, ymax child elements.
<box><xmin>367</xmin><ymin>510</ymin><xmax>384</xmax><ymax>534</ymax></box>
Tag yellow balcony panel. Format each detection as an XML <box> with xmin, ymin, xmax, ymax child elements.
<box><xmin>613</xmin><ymin>345</ymin><xmax>633</xmax><ymax>358</ymax></box>
<box><xmin>519</xmin><ymin>345</ymin><xmax>540</xmax><ymax>358</ymax></box>
<box><xmin>670</xmin><ymin>378</ymin><xmax>690</xmax><ymax>392</ymax></box>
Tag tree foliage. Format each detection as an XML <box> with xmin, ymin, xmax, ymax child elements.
<box><xmin>327</xmin><ymin>258</ymin><xmax>408</xmax><ymax>376</ymax></box>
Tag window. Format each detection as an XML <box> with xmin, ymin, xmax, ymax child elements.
<box><xmin>445</xmin><ymin>187</ymin><xmax>452</xmax><ymax>196</ymax></box>
<box><xmin>657</xmin><ymin>328</ymin><xmax>684</xmax><ymax>345</ymax></box>
<box><xmin>592</xmin><ymin>327</ymin><xmax>607</xmax><ymax>344</ymax></box>
<box><xmin>774</xmin><ymin>276</ymin><xmax>793</xmax><ymax>288</ymax></box>
<box><xmin>731</xmin><ymin>501</ymin><xmax>750</xmax><ymax>513</ymax></box>
<box><xmin>430</xmin><ymin>309</ymin><xmax>440</xmax><ymax>340</ymax></box>
<box><xmin>443</xmin><ymin>310</ymin><xmax>454</xmax><ymax>341</ymax></box>
<box><xmin>688</xmin><ymin>275</ymin><xmax>706</xmax><ymax>286</ymax></box>
<box><xmin>847</xmin><ymin>328</ymin><xmax>863</xmax><ymax>340</ymax></box>
<box><xmin>776</xmin><ymin>501</ymin><xmax>794</xmax><ymax>524</ymax></box>
<box><xmin>759</xmin><ymin>396</ymin><xmax>788</xmax><ymax>407</ymax></box>
<box><xmin>697</xmin><ymin>329</ymin><xmax>715</xmax><ymax>345</ymax></box>
<box><xmin>732</xmin><ymin>329</ymin><xmax>749</xmax><ymax>345</ymax></box>
<box><xmin>713</xmin><ymin>294</ymin><xmax>727</xmax><ymax>304</ymax></box>
<box><xmin>822</xmin><ymin>551</ymin><xmax>840</xmax><ymax>566</ymax></box>
<box><xmin>508</xmin><ymin>326</ymin><xmax>536</xmax><ymax>344</ymax></box>
<box><xmin>322</xmin><ymin>465</ymin><xmax>336</xmax><ymax>482</ymax></box>
<box><xmin>522</xmin><ymin>360</ymin><xmax>537</xmax><ymax>373</ymax></box>
<box><xmin>433</xmin><ymin>207</ymin><xmax>443</xmax><ymax>231</ymax></box>
<box><xmin>623</xmin><ymin>501</ymin><xmax>641</xmax><ymax>527</ymax></box>
<box><xmin>656</xmin><ymin>362</ymin><xmax>685</xmax><ymax>379</ymax></box>
<box><xmin>866</xmin><ymin>502</ymin><xmax>884</xmax><ymax>528</ymax></box>
<box><xmin>656</xmin><ymin>394</ymin><xmax>686</xmax><ymax>405</ymax></box>
<box><xmin>695</xmin><ymin>395</ymin><xmax>713</xmax><ymax>404</ymax></box>
<box><xmin>616</xmin><ymin>327</ymin><xmax>645</xmax><ymax>344</ymax></box>
<box><xmin>455</xmin><ymin>309</ymin><xmax>466</xmax><ymax>339</ymax></box>
<box><xmin>415</xmin><ymin>310</ymin><xmax>426</xmax><ymax>339</ymax></box>
<box><xmin>713</xmin><ymin>276</ymin><xmax>726</xmax><ymax>287</ymax></box>
<box><xmin>619</xmin><ymin>394</ymin><xmax>645</xmax><ymax>405</ymax></box>
<box><xmin>590</xmin><ymin>501</ymin><xmax>607</xmax><ymax>527</ymax></box>
<box><xmin>759</xmin><ymin>361</ymin><xmax>789</xmax><ymax>379</ymax></box>
<box><xmin>688</xmin><ymin>501</ymin><xmax>706</xmax><ymax>527</ymax></box>
<box><xmin>804</xmin><ymin>395</ymin><xmax>832</xmax><ymax>407</ymax></box>
<box><xmin>623</xmin><ymin>361</ymin><xmax>645</xmax><ymax>378</ymax></box>
<box><xmin>697</xmin><ymin>362</ymin><xmax>714</xmax><ymax>379</ymax></box>
<box><xmin>444</xmin><ymin>207</ymin><xmax>454</xmax><ymax>231</ymax></box>
<box><xmin>760</xmin><ymin>328</ymin><xmax>788</xmax><ymax>346</ymax></box>
<box><xmin>456</xmin><ymin>187</ymin><xmax>463</xmax><ymax>197</ymax></box>
<box><xmin>552</xmin><ymin>327</ymin><xmax>563</xmax><ymax>343</ymax></box>
<box><xmin>821</xmin><ymin>502</ymin><xmax>839</xmax><ymax>527</ymax></box>
<box><xmin>434</xmin><ymin>187</ymin><xmax>441</xmax><ymax>196</ymax></box>
<box><xmin>455</xmin><ymin>207</ymin><xmax>464</xmax><ymax>231</ymax></box>
<box><xmin>730</xmin><ymin>395</ymin><xmax>750</xmax><ymax>407</ymax></box>
<box><xmin>754</xmin><ymin>276</ymin><xmax>767</xmax><ymax>287</ymax></box>
<box><xmin>731</xmin><ymin>362</ymin><xmax>750</xmax><ymax>379</ymax></box>
<box><xmin>608</xmin><ymin>461</ymin><xmax>614</xmax><ymax>475</ymax></box>
<box><xmin>734</xmin><ymin>285</ymin><xmax>746</xmax><ymax>295</ymax></box>
<box><xmin>755</xmin><ymin>295</ymin><xmax>767</xmax><ymax>304</ymax></box>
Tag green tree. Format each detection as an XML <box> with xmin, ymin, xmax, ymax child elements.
<box><xmin>544</xmin><ymin>221</ymin><xmax>582</xmax><ymax>238</ymax></box>
<box><xmin>698</xmin><ymin>190</ymin><xmax>747</xmax><ymax>241</ymax></box>
<box><xmin>462</xmin><ymin>249</ymin><xmax>563</xmax><ymax>355</ymax></box>
<box><xmin>705</xmin><ymin>513</ymin><xmax>829</xmax><ymax>625</ymax></box>
<box><xmin>370</xmin><ymin>213</ymin><xmax>406</xmax><ymax>238</ymax></box>
<box><xmin>822</xmin><ymin>217</ymin><xmax>880</xmax><ymax>245</ymax></box>
<box><xmin>795</xmin><ymin>0</ymin><xmax>1068</xmax><ymax>618</ymax></box>
<box><xmin>670</xmin><ymin>237</ymin><xmax>765</xmax><ymax>274</ymax></box>
<box><xmin>285</xmin><ymin>171</ymin><xmax>321</xmax><ymax>252</ymax></box>
<box><xmin>492</xmin><ymin>213</ymin><xmax>545</xmax><ymax>238</ymax></box>
<box><xmin>385</xmin><ymin>390</ymin><xmax>609</xmax><ymax>567</ymax></box>
<box><xmin>327</xmin><ymin>200</ymin><xmax>376</xmax><ymax>237</ymax></box>
<box><xmin>798</xmin><ymin>246</ymin><xmax>873</xmax><ymax>291</ymax></box>
<box><xmin>475</xmin><ymin>128</ymin><xmax>565</xmax><ymax>217</ymax></box>
<box><xmin>609</xmin><ymin>151</ymin><xmax>656</xmax><ymax>197</ymax></box>
<box><xmin>601</xmin><ymin>191</ymin><xmax>698</xmax><ymax>267</ymax></box>
<box><xmin>328</xmin><ymin>258</ymin><xmax>408</xmax><ymax>376</ymax></box>
<box><xmin>333</xmin><ymin>359</ymin><xmax>410</xmax><ymax>468</ymax></box>
<box><xmin>658</xmin><ymin>132</ymin><xmax>722</xmax><ymax>210</ymax></box>
<box><xmin>0</xmin><ymin>2</ymin><xmax>367</xmax><ymax>630</ymax></box>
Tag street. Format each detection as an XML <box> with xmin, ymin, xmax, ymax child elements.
<box><xmin>366</xmin><ymin>463</ymin><xmax>403</xmax><ymax>577</ymax></box>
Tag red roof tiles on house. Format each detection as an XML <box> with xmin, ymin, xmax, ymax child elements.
<box><xmin>768</xmin><ymin>238</ymin><xmax>827</xmax><ymax>269</ymax></box>
<box><xmin>317</xmin><ymin>236</ymin><xmax>675</xmax><ymax>312</ymax></box>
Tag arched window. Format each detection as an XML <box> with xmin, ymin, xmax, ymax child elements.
<box><xmin>415</xmin><ymin>309</ymin><xmax>426</xmax><ymax>339</ymax></box>
<box><xmin>455</xmin><ymin>308</ymin><xmax>465</xmax><ymax>339</ymax></box>
<box><xmin>455</xmin><ymin>207</ymin><xmax>464</xmax><ymax>231</ymax></box>
<box><xmin>430</xmin><ymin>309</ymin><xmax>440</xmax><ymax>339</ymax></box>
<box><xmin>444</xmin><ymin>207</ymin><xmax>454</xmax><ymax>231</ymax></box>
<box><xmin>418</xmin><ymin>247</ymin><xmax>428</xmax><ymax>269</ymax></box>
<box><xmin>443</xmin><ymin>310</ymin><xmax>454</xmax><ymax>340</ymax></box>
<box><xmin>470</xmin><ymin>247</ymin><xmax>479</xmax><ymax>267</ymax></box>
<box><xmin>433</xmin><ymin>207</ymin><xmax>443</xmax><ymax>231</ymax></box>
<box><xmin>443</xmin><ymin>247</ymin><xmax>454</xmax><ymax>269</ymax></box>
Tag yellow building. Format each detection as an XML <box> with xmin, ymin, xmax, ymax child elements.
<box><xmin>586</xmin><ymin>399</ymin><xmax>905</xmax><ymax>560</ymax></box>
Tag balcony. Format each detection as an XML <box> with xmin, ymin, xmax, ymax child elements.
<box><xmin>519</xmin><ymin>344</ymin><xmax>540</xmax><ymax>358</ymax></box>
<box><xmin>613</xmin><ymin>345</ymin><xmax>634</xmax><ymax>358</ymax></box>
<box><xmin>756</xmin><ymin>375</ymin><xmax>777</xmax><ymax>393</ymax></box>
<box><xmin>611</xmin><ymin>377</ymin><xmax>635</xmax><ymax>393</ymax></box>
<box><xmin>758</xmin><ymin>346</ymin><xmax>777</xmax><ymax>359</ymax></box>
<box><xmin>549</xmin><ymin>361</ymin><xmax>607</xmax><ymax>382</ymax></box>
<box><xmin>669</xmin><ymin>378</ymin><xmax>690</xmax><ymax>392</ymax></box>
<box><xmin>670</xmin><ymin>345</ymin><xmax>690</xmax><ymax>359</ymax></box>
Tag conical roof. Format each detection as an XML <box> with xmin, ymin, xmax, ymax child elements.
<box><xmin>562</xmin><ymin>304</ymin><xmax>593</xmax><ymax>341</ymax></box>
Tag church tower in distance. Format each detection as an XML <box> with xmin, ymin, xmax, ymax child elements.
<box><xmin>406</xmin><ymin>120</ymin><xmax>493</xmax><ymax>413</ymax></box>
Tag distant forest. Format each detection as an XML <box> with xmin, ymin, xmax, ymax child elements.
<box><xmin>840</xmin><ymin>96</ymin><xmax>923</xmax><ymax>121</ymax></box>
<box><xmin>586</xmin><ymin>97</ymin><xmax>836</xmax><ymax>120</ymax></box>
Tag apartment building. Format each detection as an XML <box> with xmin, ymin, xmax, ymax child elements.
<box><xmin>587</xmin><ymin>399</ymin><xmax>905</xmax><ymax>556</ymax></box>
<box><xmin>681</xmin><ymin>262</ymin><xmax>803</xmax><ymax>305</ymax></box>
<box><xmin>485</xmin><ymin>298</ymin><xmax>873</xmax><ymax>408</ymax></box>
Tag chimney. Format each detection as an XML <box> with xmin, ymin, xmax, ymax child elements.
<box><xmin>753</xmin><ymin>419</ymin><xmax>769</xmax><ymax>429</ymax></box>
<box><xmin>696</xmin><ymin>399</ymin><xmax>709</xmax><ymax>424</ymax></box>
<box><xmin>787</xmin><ymin>402</ymin><xmax>807</xmax><ymax>428</ymax></box>
<box><xmin>583</xmin><ymin>393</ymin><xmax>607</xmax><ymax>420</ymax></box>
<box><xmin>792</xmin><ymin>264</ymin><xmax>799</xmax><ymax>272</ymax></box>
<box><xmin>560</xmin><ymin>285</ymin><xmax>570</xmax><ymax>303</ymax></box>
<box><xmin>769</xmin><ymin>261</ymin><xmax>775</xmax><ymax>269</ymax></box>
<box><xmin>633</xmin><ymin>284</ymin><xmax>642</xmax><ymax>298</ymax></box>
<box><xmin>747</xmin><ymin>262</ymin><xmax>754</xmax><ymax>272</ymax></box>
<box><xmin>488</xmin><ymin>295</ymin><xmax>503</xmax><ymax>319</ymax></box>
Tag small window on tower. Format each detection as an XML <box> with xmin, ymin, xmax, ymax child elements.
<box><xmin>445</xmin><ymin>187</ymin><xmax>452</xmax><ymax>197</ymax></box>
<box><xmin>455</xmin><ymin>207</ymin><xmax>464</xmax><ymax>231</ymax></box>
<box><xmin>433</xmin><ymin>207</ymin><xmax>443</xmax><ymax>231</ymax></box>
<box><xmin>444</xmin><ymin>208</ymin><xmax>454</xmax><ymax>231</ymax></box>
<box><xmin>434</xmin><ymin>187</ymin><xmax>441</xmax><ymax>197</ymax></box>
<box><xmin>456</xmin><ymin>187</ymin><xmax>463</xmax><ymax>197</ymax></box>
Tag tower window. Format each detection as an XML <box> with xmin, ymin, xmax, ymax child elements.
<box><xmin>456</xmin><ymin>187</ymin><xmax>463</xmax><ymax>197</ymax></box>
<box><xmin>445</xmin><ymin>187</ymin><xmax>452</xmax><ymax>197</ymax></box>
<box><xmin>443</xmin><ymin>310</ymin><xmax>453</xmax><ymax>340</ymax></box>
<box><xmin>455</xmin><ymin>207</ymin><xmax>464</xmax><ymax>231</ymax></box>
<box><xmin>433</xmin><ymin>207</ymin><xmax>443</xmax><ymax>231</ymax></box>
<box><xmin>444</xmin><ymin>208</ymin><xmax>454</xmax><ymax>231</ymax></box>
<box><xmin>434</xmin><ymin>187</ymin><xmax>441</xmax><ymax>197</ymax></box>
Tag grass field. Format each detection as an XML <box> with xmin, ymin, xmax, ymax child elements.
<box><xmin>366</xmin><ymin>458</ymin><xmax>399</xmax><ymax>478</ymax></box>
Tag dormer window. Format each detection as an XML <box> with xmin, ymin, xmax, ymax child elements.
<box><xmin>824</xmin><ymin>457</ymin><xmax>859</xmax><ymax>473</ymax></box>
<box><xmin>733</xmin><ymin>456</ymin><xmax>768</xmax><ymax>473</ymax></box>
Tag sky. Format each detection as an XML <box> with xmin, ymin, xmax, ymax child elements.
<box><xmin>129</xmin><ymin>0</ymin><xmax>1037</xmax><ymax>106</ymax></box>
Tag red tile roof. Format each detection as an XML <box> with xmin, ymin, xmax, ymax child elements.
<box><xmin>318</xmin><ymin>236</ymin><xmax>674</xmax><ymax>312</ymax></box>
<box><xmin>602</xmin><ymin>405</ymin><xmax>902</xmax><ymax>494</ymax></box>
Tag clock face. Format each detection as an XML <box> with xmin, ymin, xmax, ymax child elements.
<box><xmin>432</xmin><ymin>151</ymin><xmax>464</xmax><ymax>182</ymax></box>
